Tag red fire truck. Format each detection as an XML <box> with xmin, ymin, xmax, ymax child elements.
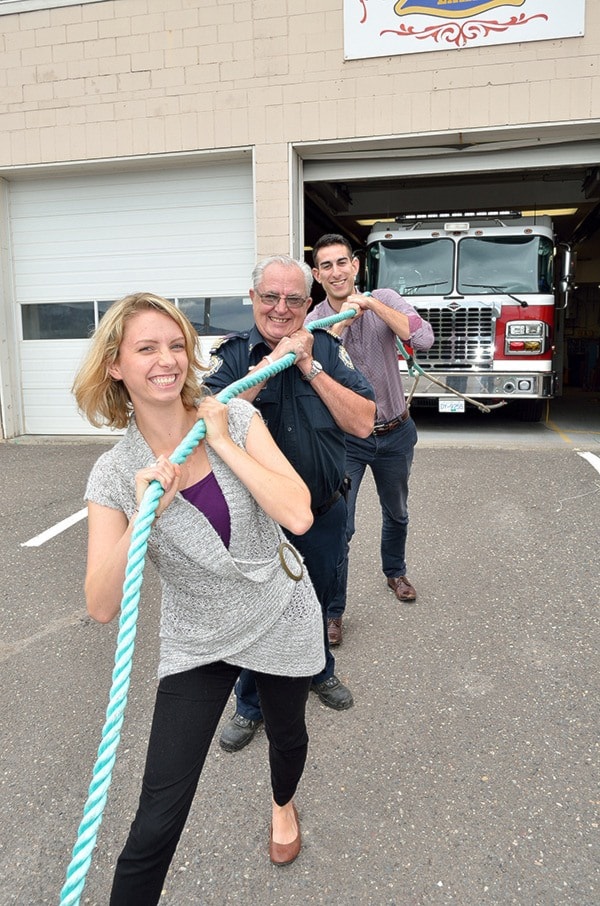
<box><xmin>364</xmin><ymin>214</ymin><xmax>574</xmax><ymax>420</ymax></box>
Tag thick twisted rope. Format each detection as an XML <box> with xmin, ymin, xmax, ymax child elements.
<box><xmin>395</xmin><ymin>338</ymin><xmax>504</xmax><ymax>414</ymax></box>
<box><xmin>59</xmin><ymin>308</ymin><xmax>355</xmax><ymax>906</ymax></box>
<box><xmin>357</xmin><ymin>291</ymin><xmax>502</xmax><ymax>414</ymax></box>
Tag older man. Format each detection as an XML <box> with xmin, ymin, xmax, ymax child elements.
<box><xmin>203</xmin><ymin>254</ymin><xmax>376</xmax><ymax>752</ymax></box>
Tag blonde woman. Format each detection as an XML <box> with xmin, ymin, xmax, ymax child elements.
<box><xmin>73</xmin><ymin>292</ymin><xmax>324</xmax><ymax>903</ymax></box>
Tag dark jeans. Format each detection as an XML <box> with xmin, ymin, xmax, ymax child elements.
<box><xmin>109</xmin><ymin>662</ymin><xmax>311</xmax><ymax>905</ymax></box>
<box><xmin>234</xmin><ymin>495</ymin><xmax>347</xmax><ymax>721</ymax></box>
<box><xmin>329</xmin><ymin>416</ymin><xmax>418</xmax><ymax>619</ymax></box>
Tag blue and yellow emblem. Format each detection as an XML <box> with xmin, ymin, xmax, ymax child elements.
<box><xmin>394</xmin><ymin>0</ymin><xmax>526</xmax><ymax>18</ymax></box>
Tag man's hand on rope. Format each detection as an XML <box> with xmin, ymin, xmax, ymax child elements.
<box><xmin>276</xmin><ymin>328</ymin><xmax>313</xmax><ymax>366</ymax></box>
<box><xmin>346</xmin><ymin>293</ymin><xmax>372</xmax><ymax>314</ymax></box>
<box><xmin>327</xmin><ymin>299</ymin><xmax>363</xmax><ymax>336</ymax></box>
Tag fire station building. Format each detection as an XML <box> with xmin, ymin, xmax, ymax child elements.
<box><xmin>0</xmin><ymin>0</ymin><xmax>598</xmax><ymax>437</ymax></box>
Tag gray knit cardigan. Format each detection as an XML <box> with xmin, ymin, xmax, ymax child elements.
<box><xmin>85</xmin><ymin>398</ymin><xmax>325</xmax><ymax>680</ymax></box>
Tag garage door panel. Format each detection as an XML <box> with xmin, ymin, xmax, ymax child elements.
<box><xmin>10</xmin><ymin>161</ymin><xmax>254</xmax><ymax>303</ymax></box>
<box><xmin>12</xmin><ymin>193</ymin><xmax>253</xmax><ymax>230</ymax></box>
<box><xmin>13</xmin><ymin>214</ymin><xmax>253</xmax><ymax>253</ymax></box>
<box><xmin>11</xmin><ymin>157</ymin><xmax>254</xmax><ymax>433</ymax></box>
<box><xmin>20</xmin><ymin>340</ymin><xmax>115</xmax><ymax>435</ymax></box>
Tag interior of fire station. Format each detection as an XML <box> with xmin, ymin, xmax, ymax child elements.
<box><xmin>302</xmin><ymin>146</ymin><xmax>600</xmax><ymax>400</ymax></box>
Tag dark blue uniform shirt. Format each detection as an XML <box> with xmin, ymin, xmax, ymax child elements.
<box><xmin>203</xmin><ymin>325</ymin><xmax>375</xmax><ymax>511</ymax></box>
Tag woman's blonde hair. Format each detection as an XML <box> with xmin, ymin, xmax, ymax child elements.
<box><xmin>72</xmin><ymin>292</ymin><xmax>206</xmax><ymax>429</ymax></box>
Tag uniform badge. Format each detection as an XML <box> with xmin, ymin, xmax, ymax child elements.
<box><xmin>338</xmin><ymin>345</ymin><xmax>355</xmax><ymax>370</ymax></box>
<box><xmin>204</xmin><ymin>354</ymin><xmax>223</xmax><ymax>378</ymax></box>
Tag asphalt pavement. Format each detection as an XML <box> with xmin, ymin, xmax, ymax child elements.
<box><xmin>1</xmin><ymin>393</ymin><xmax>599</xmax><ymax>905</ymax></box>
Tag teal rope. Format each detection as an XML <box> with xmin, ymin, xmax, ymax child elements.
<box><xmin>362</xmin><ymin>293</ymin><xmax>497</xmax><ymax>414</ymax></box>
<box><xmin>59</xmin><ymin>307</ymin><xmax>356</xmax><ymax>906</ymax></box>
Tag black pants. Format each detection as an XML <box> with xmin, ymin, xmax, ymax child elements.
<box><xmin>109</xmin><ymin>661</ymin><xmax>311</xmax><ymax>905</ymax></box>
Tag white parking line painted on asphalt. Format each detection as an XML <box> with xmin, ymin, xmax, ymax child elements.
<box><xmin>21</xmin><ymin>508</ymin><xmax>88</xmax><ymax>547</ymax></box>
<box><xmin>577</xmin><ymin>451</ymin><xmax>600</xmax><ymax>475</ymax></box>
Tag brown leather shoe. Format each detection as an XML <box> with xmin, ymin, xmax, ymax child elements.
<box><xmin>270</xmin><ymin>804</ymin><xmax>301</xmax><ymax>866</ymax></box>
<box><xmin>387</xmin><ymin>576</ymin><xmax>417</xmax><ymax>602</ymax></box>
<box><xmin>327</xmin><ymin>617</ymin><xmax>343</xmax><ymax>646</ymax></box>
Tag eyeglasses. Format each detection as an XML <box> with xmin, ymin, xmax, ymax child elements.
<box><xmin>256</xmin><ymin>292</ymin><xmax>307</xmax><ymax>309</ymax></box>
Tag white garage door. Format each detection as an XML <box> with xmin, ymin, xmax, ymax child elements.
<box><xmin>10</xmin><ymin>157</ymin><xmax>255</xmax><ymax>435</ymax></box>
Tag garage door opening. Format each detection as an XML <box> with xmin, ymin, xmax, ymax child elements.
<box><xmin>302</xmin><ymin>142</ymin><xmax>600</xmax><ymax>418</ymax></box>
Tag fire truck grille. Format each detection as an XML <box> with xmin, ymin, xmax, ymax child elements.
<box><xmin>414</xmin><ymin>306</ymin><xmax>495</xmax><ymax>368</ymax></box>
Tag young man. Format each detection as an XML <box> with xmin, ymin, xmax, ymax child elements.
<box><xmin>306</xmin><ymin>234</ymin><xmax>434</xmax><ymax>647</ymax></box>
<box><xmin>203</xmin><ymin>254</ymin><xmax>376</xmax><ymax>751</ymax></box>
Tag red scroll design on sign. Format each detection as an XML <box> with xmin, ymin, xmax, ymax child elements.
<box><xmin>381</xmin><ymin>13</ymin><xmax>548</xmax><ymax>47</ymax></box>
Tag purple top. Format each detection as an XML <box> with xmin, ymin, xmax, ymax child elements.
<box><xmin>181</xmin><ymin>471</ymin><xmax>231</xmax><ymax>549</ymax></box>
<box><xmin>306</xmin><ymin>289</ymin><xmax>434</xmax><ymax>424</ymax></box>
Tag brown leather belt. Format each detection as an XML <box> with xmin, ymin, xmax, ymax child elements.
<box><xmin>372</xmin><ymin>410</ymin><xmax>409</xmax><ymax>436</ymax></box>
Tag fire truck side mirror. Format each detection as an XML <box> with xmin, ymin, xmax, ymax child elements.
<box><xmin>557</xmin><ymin>244</ymin><xmax>575</xmax><ymax>310</ymax></box>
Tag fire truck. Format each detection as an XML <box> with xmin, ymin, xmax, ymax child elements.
<box><xmin>363</xmin><ymin>214</ymin><xmax>574</xmax><ymax>420</ymax></box>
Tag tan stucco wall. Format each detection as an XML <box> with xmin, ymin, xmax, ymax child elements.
<box><xmin>0</xmin><ymin>0</ymin><xmax>599</xmax><ymax>254</ymax></box>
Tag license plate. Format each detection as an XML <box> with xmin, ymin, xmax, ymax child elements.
<box><xmin>438</xmin><ymin>398</ymin><xmax>466</xmax><ymax>413</ymax></box>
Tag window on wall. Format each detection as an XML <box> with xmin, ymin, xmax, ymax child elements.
<box><xmin>178</xmin><ymin>298</ymin><xmax>254</xmax><ymax>336</ymax></box>
<box><xmin>21</xmin><ymin>297</ymin><xmax>255</xmax><ymax>340</ymax></box>
<box><xmin>21</xmin><ymin>302</ymin><xmax>96</xmax><ymax>340</ymax></box>
<box><xmin>0</xmin><ymin>0</ymin><xmax>106</xmax><ymax>14</ymax></box>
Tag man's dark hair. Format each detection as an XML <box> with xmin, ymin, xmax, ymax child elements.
<box><xmin>312</xmin><ymin>233</ymin><xmax>353</xmax><ymax>266</ymax></box>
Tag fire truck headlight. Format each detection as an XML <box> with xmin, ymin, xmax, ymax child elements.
<box><xmin>505</xmin><ymin>321</ymin><xmax>546</xmax><ymax>355</ymax></box>
<box><xmin>507</xmin><ymin>322</ymin><xmax>544</xmax><ymax>338</ymax></box>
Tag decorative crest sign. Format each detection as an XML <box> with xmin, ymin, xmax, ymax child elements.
<box><xmin>344</xmin><ymin>0</ymin><xmax>585</xmax><ymax>59</ymax></box>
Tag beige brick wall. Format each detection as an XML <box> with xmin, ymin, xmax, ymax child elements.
<box><xmin>0</xmin><ymin>0</ymin><xmax>599</xmax><ymax>253</ymax></box>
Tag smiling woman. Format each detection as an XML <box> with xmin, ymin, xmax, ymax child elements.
<box><xmin>107</xmin><ymin>311</ymin><xmax>190</xmax><ymax>409</ymax></box>
<box><xmin>67</xmin><ymin>290</ymin><xmax>324</xmax><ymax>902</ymax></box>
<box><xmin>72</xmin><ymin>293</ymin><xmax>205</xmax><ymax>430</ymax></box>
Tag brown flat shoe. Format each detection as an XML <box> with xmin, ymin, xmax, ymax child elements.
<box><xmin>387</xmin><ymin>575</ymin><xmax>417</xmax><ymax>602</ymax></box>
<box><xmin>270</xmin><ymin>804</ymin><xmax>301</xmax><ymax>866</ymax></box>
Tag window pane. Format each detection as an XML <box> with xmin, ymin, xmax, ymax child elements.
<box><xmin>21</xmin><ymin>302</ymin><xmax>95</xmax><ymax>340</ymax></box>
<box><xmin>368</xmin><ymin>239</ymin><xmax>454</xmax><ymax>295</ymax></box>
<box><xmin>458</xmin><ymin>236</ymin><xmax>550</xmax><ymax>294</ymax></box>
<box><xmin>97</xmin><ymin>300</ymin><xmax>117</xmax><ymax>321</ymax></box>
<box><xmin>178</xmin><ymin>297</ymin><xmax>254</xmax><ymax>335</ymax></box>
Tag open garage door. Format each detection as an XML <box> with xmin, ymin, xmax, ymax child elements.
<box><xmin>299</xmin><ymin>128</ymin><xmax>600</xmax><ymax>401</ymax></box>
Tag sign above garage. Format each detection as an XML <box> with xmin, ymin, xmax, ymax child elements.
<box><xmin>344</xmin><ymin>0</ymin><xmax>585</xmax><ymax>59</ymax></box>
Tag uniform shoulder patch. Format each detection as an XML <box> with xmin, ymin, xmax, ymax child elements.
<box><xmin>209</xmin><ymin>331</ymin><xmax>247</xmax><ymax>355</ymax></box>
<box><xmin>338</xmin><ymin>344</ymin><xmax>355</xmax><ymax>370</ymax></box>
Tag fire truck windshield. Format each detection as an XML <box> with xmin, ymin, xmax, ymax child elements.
<box><xmin>367</xmin><ymin>238</ymin><xmax>453</xmax><ymax>295</ymax></box>
<box><xmin>457</xmin><ymin>235</ymin><xmax>553</xmax><ymax>295</ymax></box>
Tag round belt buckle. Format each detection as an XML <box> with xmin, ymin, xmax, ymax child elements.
<box><xmin>278</xmin><ymin>541</ymin><xmax>304</xmax><ymax>581</ymax></box>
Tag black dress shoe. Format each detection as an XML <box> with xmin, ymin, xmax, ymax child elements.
<box><xmin>310</xmin><ymin>675</ymin><xmax>354</xmax><ymax>710</ymax></box>
<box><xmin>219</xmin><ymin>713</ymin><xmax>263</xmax><ymax>752</ymax></box>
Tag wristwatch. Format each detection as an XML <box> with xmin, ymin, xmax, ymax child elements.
<box><xmin>302</xmin><ymin>360</ymin><xmax>323</xmax><ymax>382</ymax></box>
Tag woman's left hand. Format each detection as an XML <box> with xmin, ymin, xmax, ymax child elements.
<box><xmin>135</xmin><ymin>454</ymin><xmax>182</xmax><ymax>518</ymax></box>
<box><xmin>196</xmin><ymin>396</ymin><xmax>230</xmax><ymax>447</ymax></box>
